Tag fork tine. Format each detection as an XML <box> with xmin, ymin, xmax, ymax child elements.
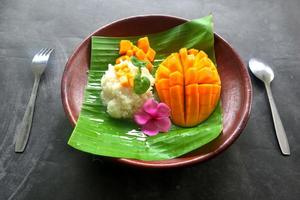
<box><xmin>39</xmin><ymin>48</ymin><xmax>49</xmax><ymax>56</ymax></box>
<box><xmin>48</xmin><ymin>48</ymin><xmax>54</xmax><ymax>55</ymax></box>
<box><xmin>32</xmin><ymin>48</ymin><xmax>46</xmax><ymax>61</ymax></box>
<box><xmin>36</xmin><ymin>48</ymin><xmax>46</xmax><ymax>56</ymax></box>
<box><xmin>43</xmin><ymin>48</ymin><xmax>54</xmax><ymax>56</ymax></box>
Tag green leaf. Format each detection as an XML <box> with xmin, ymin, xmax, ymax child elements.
<box><xmin>68</xmin><ymin>15</ymin><xmax>223</xmax><ymax>161</ymax></box>
<box><xmin>131</xmin><ymin>56</ymin><xmax>147</xmax><ymax>68</ymax></box>
<box><xmin>130</xmin><ymin>56</ymin><xmax>151</xmax><ymax>94</ymax></box>
<box><xmin>134</xmin><ymin>75</ymin><xmax>151</xmax><ymax>95</ymax></box>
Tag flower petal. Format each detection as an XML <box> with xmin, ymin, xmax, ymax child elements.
<box><xmin>143</xmin><ymin>99</ymin><xmax>158</xmax><ymax>116</ymax></box>
<box><xmin>141</xmin><ymin>119</ymin><xmax>159</xmax><ymax>136</ymax></box>
<box><xmin>134</xmin><ymin>110</ymin><xmax>151</xmax><ymax>125</ymax></box>
<box><xmin>156</xmin><ymin>103</ymin><xmax>171</xmax><ymax>118</ymax></box>
<box><xmin>156</xmin><ymin>117</ymin><xmax>171</xmax><ymax>132</ymax></box>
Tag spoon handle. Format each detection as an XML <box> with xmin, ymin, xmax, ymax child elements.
<box><xmin>264</xmin><ymin>83</ymin><xmax>290</xmax><ymax>155</ymax></box>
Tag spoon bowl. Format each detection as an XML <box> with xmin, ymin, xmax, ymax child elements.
<box><xmin>249</xmin><ymin>58</ymin><xmax>274</xmax><ymax>83</ymax></box>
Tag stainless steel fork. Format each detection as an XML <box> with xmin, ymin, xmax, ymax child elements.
<box><xmin>15</xmin><ymin>48</ymin><xmax>54</xmax><ymax>153</ymax></box>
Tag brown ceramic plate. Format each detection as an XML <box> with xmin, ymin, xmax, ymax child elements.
<box><xmin>61</xmin><ymin>15</ymin><xmax>252</xmax><ymax>168</ymax></box>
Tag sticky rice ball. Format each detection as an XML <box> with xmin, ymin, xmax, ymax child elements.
<box><xmin>100</xmin><ymin>60</ymin><xmax>155</xmax><ymax>119</ymax></box>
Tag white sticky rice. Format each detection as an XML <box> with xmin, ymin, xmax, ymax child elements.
<box><xmin>100</xmin><ymin>60</ymin><xmax>155</xmax><ymax>119</ymax></box>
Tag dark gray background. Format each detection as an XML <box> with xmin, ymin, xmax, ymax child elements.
<box><xmin>1</xmin><ymin>0</ymin><xmax>299</xmax><ymax>199</ymax></box>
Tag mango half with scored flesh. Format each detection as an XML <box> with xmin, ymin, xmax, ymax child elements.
<box><xmin>155</xmin><ymin>48</ymin><xmax>221</xmax><ymax>127</ymax></box>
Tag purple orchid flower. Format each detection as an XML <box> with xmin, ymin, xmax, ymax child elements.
<box><xmin>134</xmin><ymin>99</ymin><xmax>171</xmax><ymax>136</ymax></box>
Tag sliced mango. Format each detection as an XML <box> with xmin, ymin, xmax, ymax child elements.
<box><xmin>156</xmin><ymin>79</ymin><xmax>169</xmax><ymax>90</ymax></box>
<box><xmin>116</xmin><ymin>55</ymin><xmax>130</xmax><ymax>64</ymax></box>
<box><xmin>185</xmin><ymin>67</ymin><xmax>198</xmax><ymax>85</ymax></box>
<box><xmin>146</xmin><ymin>47</ymin><xmax>156</xmax><ymax>62</ymax></box>
<box><xmin>155</xmin><ymin>79</ymin><xmax>171</xmax><ymax>107</ymax></box>
<box><xmin>179</xmin><ymin>48</ymin><xmax>194</xmax><ymax>70</ymax></box>
<box><xmin>185</xmin><ymin>84</ymin><xmax>200</xmax><ymax>126</ymax></box>
<box><xmin>145</xmin><ymin>61</ymin><xmax>153</xmax><ymax>72</ymax></box>
<box><xmin>137</xmin><ymin>37</ymin><xmax>150</xmax><ymax>53</ymax></box>
<box><xmin>187</xmin><ymin>49</ymin><xmax>199</xmax><ymax>56</ymax></box>
<box><xmin>114</xmin><ymin>62</ymin><xmax>134</xmax><ymax>88</ymax></box>
<box><xmin>166</xmin><ymin>53</ymin><xmax>183</xmax><ymax>73</ymax></box>
<box><xmin>169</xmin><ymin>71</ymin><xmax>184</xmax><ymax>86</ymax></box>
<box><xmin>126</xmin><ymin>50</ymin><xmax>134</xmax><ymax>57</ymax></box>
<box><xmin>135</xmin><ymin>49</ymin><xmax>147</xmax><ymax>60</ymax></box>
<box><xmin>156</xmin><ymin>65</ymin><xmax>170</xmax><ymax>79</ymax></box>
<box><xmin>170</xmin><ymin>85</ymin><xmax>185</xmax><ymax>126</ymax></box>
<box><xmin>119</xmin><ymin>40</ymin><xmax>132</xmax><ymax>55</ymax></box>
<box><xmin>155</xmin><ymin>48</ymin><xmax>221</xmax><ymax>127</ymax></box>
<box><xmin>132</xmin><ymin>45</ymin><xmax>140</xmax><ymax>55</ymax></box>
<box><xmin>198</xmin><ymin>84</ymin><xmax>221</xmax><ymax>122</ymax></box>
<box><xmin>117</xmin><ymin>37</ymin><xmax>156</xmax><ymax>73</ymax></box>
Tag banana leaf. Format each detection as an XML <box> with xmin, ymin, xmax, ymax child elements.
<box><xmin>68</xmin><ymin>15</ymin><xmax>223</xmax><ymax>161</ymax></box>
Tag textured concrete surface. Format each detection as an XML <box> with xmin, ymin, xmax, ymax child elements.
<box><xmin>0</xmin><ymin>0</ymin><xmax>300</xmax><ymax>199</ymax></box>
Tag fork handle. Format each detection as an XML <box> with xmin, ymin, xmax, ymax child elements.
<box><xmin>15</xmin><ymin>75</ymin><xmax>41</xmax><ymax>153</ymax></box>
<box><xmin>264</xmin><ymin>82</ymin><xmax>290</xmax><ymax>155</ymax></box>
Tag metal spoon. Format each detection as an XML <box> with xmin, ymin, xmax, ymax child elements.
<box><xmin>249</xmin><ymin>58</ymin><xmax>290</xmax><ymax>155</ymax></box>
